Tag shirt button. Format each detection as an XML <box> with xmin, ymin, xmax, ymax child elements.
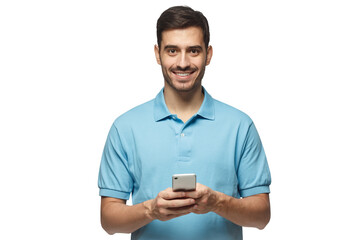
<box><xmin>181</xmin><ymin>133</ymin><xmax>185</xmax><ymax>137</ymax></box>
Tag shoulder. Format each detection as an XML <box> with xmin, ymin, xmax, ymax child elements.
<box><xmin>112</xmin><ymin>99</ymin><xmax>154</xmax><ymax>130</ymax></box>
<box><xmin>213</xmin><ymin>98</ymin><xmax>253</xmax><ymax>126</ymax></box>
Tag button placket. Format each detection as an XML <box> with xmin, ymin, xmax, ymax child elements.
<box><xmin>170</xmin><ymin>115</ymin><xmax>195</xmax><ymax>162</ymax></box>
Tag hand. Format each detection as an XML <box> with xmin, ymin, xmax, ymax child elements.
<box><xmin>144</xmin><ymin>188</ymin><xmax>196</xmax><ymax>221</ymax></box>
<box><xmin>184</xmin><ymin>183</ymin><xmax>220</xmax><ymax>214</ymax></box>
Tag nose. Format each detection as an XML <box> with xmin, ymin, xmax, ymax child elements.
<box><xmin>176</xmin><ymin>51</ymin><xmax>190</xmax><ymax>69</ymax></box>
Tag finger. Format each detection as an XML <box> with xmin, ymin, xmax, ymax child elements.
<box><xmin>185</xmin><ymin>184</ymin><xmax>210</xmax><ymax>199</ymax></box>
<box><xmin>162</xmin><ymin>204</ymin><xmax>195</xmax><ymax>216</ymax></box>
<box><xmin>159</xmin><ymin>189</ymin><xmax>186</xmax><ymax>200</ymax></box>
<box><xmin>190</xmin><ymin>204</ymin><xmax>199</xmax><ymax>212</ymax></box>
<box><xmin>159</xmin><ymin>198</ymin><xmax>195</xmax><ymax>209</ymax></box>
<box><xmin>184</xmin><ymin>189</ymin><xmax>204</xmax><ymax>199</ymax></box>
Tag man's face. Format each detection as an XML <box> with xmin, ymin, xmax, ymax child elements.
<box><xmin>155</xmin><ymin>27</ymin><xmax>212</xmax><ymax>93</ymax></box>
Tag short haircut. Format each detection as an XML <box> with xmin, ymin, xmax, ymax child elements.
<box><xmin>156</xmin><ymin>6</ymin><xmax>210</xmax><ymax>49</ymax></box>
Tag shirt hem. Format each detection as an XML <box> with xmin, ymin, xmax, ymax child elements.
<box><xmin>240</xmin><ymin>185</ymin><xmax>270</xmax><ymax>198</ymax></box>
<box><xmin>99</xmin><ymin>188</ymin><xmax>130</xmax><ymax>200</ymax></box>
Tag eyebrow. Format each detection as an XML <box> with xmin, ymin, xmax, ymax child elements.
<box><xmin>163</xmin><ymin>45</ymin><xmax>179</xmax><ymax>50</ymax></box>
<box><xmin>163</xmin><ymin>45</ymin><xmax>203</xmax><ymax>51</ymax></box>
<box><xmin>188</xmin><ymin>45</ymin><xmax>203</xmax><ymax>50</ymax></box>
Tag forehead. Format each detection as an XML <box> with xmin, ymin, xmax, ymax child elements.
<box><xmin>161</xmin><ymin>26</ymin><xmax>204</xmax><ymax>49</ymax></box>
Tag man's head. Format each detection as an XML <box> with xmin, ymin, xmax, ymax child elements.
<box><xmin>155</xmin><ymin>6</ymin><xmax>212</xmax><ymax>93</ymax></box>
<box><xmin>156</xmin><ymin>6</ymin><xmax>210</xmax><ymax>50</ymax></box>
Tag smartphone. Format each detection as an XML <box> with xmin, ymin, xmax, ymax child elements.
<box><xmin>172</xmin><ymin>173</ymin><xmax>196</xmax><ymax>191</ymax></box>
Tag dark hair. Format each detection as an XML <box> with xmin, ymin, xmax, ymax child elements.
<box><xmin>156</xmin><ymin>6</ymin><xmax>210</xmax><ymax>49</ymax></box>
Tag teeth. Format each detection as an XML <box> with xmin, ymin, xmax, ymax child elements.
<box><xmin>176</xmin><ymin>73</ymin><xmax>190</xmax><ymax>76</ymax></box>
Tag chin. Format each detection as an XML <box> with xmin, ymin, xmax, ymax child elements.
<box><xmin>167</xmin><ymin>78</ymin><xmax>199</xmax><ymax>91</ymax></box>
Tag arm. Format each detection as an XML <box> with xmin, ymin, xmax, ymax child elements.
<box><xmin>101</xmin><ymin>197</ymin><xmax>152</xmax><ymax>235</ymax></box>
<box><xmin>185</xmin><ymin>183</ymin><xmax>271</xmax><ymax>230</ymax></box>
<box><xmin>214</xmin><ymin>192</ymin><xmax>270</xmax><ymax>229</ymax></box>
<box><xmin>101</xmin><ymin>188</ymin><xmax>195</xmax><ymax>234</ymax></box>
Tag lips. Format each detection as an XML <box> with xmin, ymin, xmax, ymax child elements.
<box><xmin>175</xmin><ymin>72</ymin><xmax>190</xmax><ymax>76</ymax></box>
<box><xmin>172</xmin><ymin>69</ymin><xmax>196</xmax><ymax>78</ymax></box>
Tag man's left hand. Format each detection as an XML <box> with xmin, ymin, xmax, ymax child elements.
<box><xmin>184</xmin><ymin>183</ymin><xmax>220</xmax><ymax>214</ymax></box>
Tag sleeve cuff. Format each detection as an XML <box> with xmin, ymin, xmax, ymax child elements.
<box><xmin>99</xmin><ymin>188</ymin><xmax>131</xmax><ymax>200</ymax></box>
<box><xmin>240</xmin><ymin>185</ymin><xmax>270</xmax><ymax>198</ymax></box>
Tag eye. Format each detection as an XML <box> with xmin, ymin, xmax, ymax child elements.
<box><xmin>168</xmin><ymin>49</ymin><xmax>177</xmax><ymax>55</ymax></box>
<box><xmin>189</xmin><ymin>49</ymin><xmax>200</xmax><ymax>56</ymax></box>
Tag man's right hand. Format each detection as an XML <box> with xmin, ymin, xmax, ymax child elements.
<box><xmin>143</xmin><ymin>188</ymin><xmax>196</xmax><ymax>221</ymax></box>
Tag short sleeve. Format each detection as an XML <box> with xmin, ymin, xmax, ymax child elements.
<box><xmin>98</xmin><ymin>124</ymin><xmax>133</xmax><ymax>200</ymax></box>
<box><xmin>237</xmin><ymin>122</ymin><xmax>271</xmax><ymax>197</ymax></box>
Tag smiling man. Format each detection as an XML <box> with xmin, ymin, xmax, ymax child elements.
<box><xmin>98</xmin><ymin>6</ymin><xmax>271</xmax><ymax>240</ymax></box>
<box><xmin>154</xmin><ymin>25</ymin><xmax>212</xmax><ymax>123</ymax></box>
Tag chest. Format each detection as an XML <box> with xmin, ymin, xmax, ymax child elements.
<box><xmin>125</xmin><ymin>119</ymin><xmax>240</xmax><ymax>193</ymax></box>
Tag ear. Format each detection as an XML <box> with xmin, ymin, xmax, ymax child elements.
<box><xmin>206</xmin><ymin>45</ymin><xmax>213</xmax><ymax>66</ymax></box>
<box><xmin>154</xmin><ymin>45</ymin><xmax>161</xmax><ymax>65</ymax></box>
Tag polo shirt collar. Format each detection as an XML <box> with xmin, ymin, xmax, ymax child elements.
<box><xmin>154</xmin><ymin>87</ymin><xmax>215</xmax><ymax>122</ymax></box>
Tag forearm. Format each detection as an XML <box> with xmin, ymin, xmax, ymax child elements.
<box><xmin>214</xmin><ymin>192</ymin><xmax>270</xmax><ymax>229</ymax></box>
<box><xmin>101</xmin><ymin>198</ymin><xmax>154</xmax><ymax>234</ymax></box>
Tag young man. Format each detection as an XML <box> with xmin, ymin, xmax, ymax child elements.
<box><xmin>98</xmin><ymin>6</ymin><xmax>271</xmax><ymax>240</ymax></box>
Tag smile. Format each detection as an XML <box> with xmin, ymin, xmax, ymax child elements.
<box><xmin>172</xmin><ymin>71</ymin><xmax>195</xmax><ymax>77</ymax></box>
<box><xmin>176</xmin><ymin>73</ymin><xmax>190</xmax><ymax>76</ymax></box>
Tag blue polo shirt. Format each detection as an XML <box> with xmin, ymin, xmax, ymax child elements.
<box><xmin>98</xmin><ymin>88</ymin><xmax>271</xmax><ymax>240</ymax></box>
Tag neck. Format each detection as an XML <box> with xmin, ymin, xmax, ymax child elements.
<box><xmin>163</xmin><ymin>85</ymin><xmax>204</xmax><ymax>123</ymax></box>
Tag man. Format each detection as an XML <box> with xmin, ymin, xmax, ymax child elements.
<box><xmin>98</xmin><ymin>6</ymin><xmax>271</xmax><ymax>240</ymax></box>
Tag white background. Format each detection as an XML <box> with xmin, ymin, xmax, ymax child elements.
<box><xmin>1</xmin><ymin>0</ymin><xmax>359</xmax><ymax>239</ymax></box>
